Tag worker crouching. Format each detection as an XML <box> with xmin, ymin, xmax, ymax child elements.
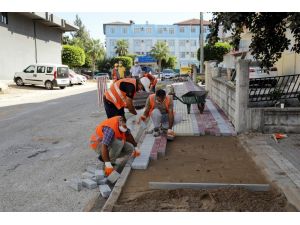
<box><xmin>90</xmin><ymin>116</ymin><xmax>140</xmax><ymax>176</ymax></box>
<box><xmin>139</xmin><ymin>89</ymin><xmax>182</xmax><ymax>140</ymax></box>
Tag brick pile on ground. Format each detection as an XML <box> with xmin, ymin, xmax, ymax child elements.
<box><xmin>67</xmin><ymin>164</ymin><xmax>122</xmax><ymax>199</ymax></box>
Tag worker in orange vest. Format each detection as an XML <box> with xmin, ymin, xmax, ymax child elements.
<box><xmin>143</xmin><ymin>71</ymin><xmax>157</xmax><ymax>92</ymax></box>
<box><xmin>138</xmin><ymin>89</ymin><xmax>182</xmax><ymax>140</ymax></box>
<box><xmin>111</xmin><ymin>63</ymin><xmax>120</xmax><ymax>82</ymax></box>
<box><xmin>90</xmin><ymin>116</ymin><xmax>140</xmax><ymax>176</ymax></box>
<box><xmin>103</xmin><ymin>78</ymin><xmax>145</xmax><ymax>119</ymax></box>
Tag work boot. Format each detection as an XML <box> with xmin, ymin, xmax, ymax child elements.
<box><xmin>153</xmin><ymin>128</ymin><xmax>160</xmax><ymax>137</ymax></box>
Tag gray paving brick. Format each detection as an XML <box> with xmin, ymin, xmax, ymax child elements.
<box><xmin>95</xmin><ymin>169</ymin><xmax>105</xmax><ymax>180</ymax></box>
<box><xmin>98</xmin><ymin>178</ymin><xmax>108</xmax><ymax>185</ymax></box>
<box><xmin>107</xmin><ymin>171</ymin><xmax>120</xmax><ymax>184</ymax></box>
<box><xmin>82</xmin><ymin>179</ymin><xmax>97</xmax><ymax>189</ymax></box>
<box><xmin>86</xmin><ymin>165</ymin><xmax>96</xmax><ymax>173</ymax></box>
<box><xmin>68</xmin><ymin>178</ymin><xmax>82</xmax><ymax>191</ymax></box>
<box><xmin>82</xmin><ymin>171</ymin><xmax>94</xmax><ymax>179</ymax></box>
<box><xmin>99</xmin><ymin>184</ymin><xmax>111</xmax><ymax>198</ymax></box>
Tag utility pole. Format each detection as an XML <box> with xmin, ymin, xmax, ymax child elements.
<box><xmin>200</xmin><ymin>12</ymin><xmax>204</xmax><ymax>74</ymax></box>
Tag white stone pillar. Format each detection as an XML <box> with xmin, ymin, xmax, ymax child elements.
<box><xmin>235</xmin><ymin>59</ymin><xmax>250</xmax><ymax>133</ymax></box>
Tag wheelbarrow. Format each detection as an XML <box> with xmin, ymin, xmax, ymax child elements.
<box><xmin>173</xmin><ymin>91</ymin><xmax>207</xmax><ymax>114</ymax></box>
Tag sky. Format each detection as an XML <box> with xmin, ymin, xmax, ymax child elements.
<box><xmin>55</xmin><ymin>12</ymin><xmax>212</xmax><ymax>43</ymax></box>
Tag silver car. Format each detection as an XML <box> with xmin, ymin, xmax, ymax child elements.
<box><xmin>161</xmin><ymin>69</ymin><xmax>177</xmax><ymax>80</ymax></box>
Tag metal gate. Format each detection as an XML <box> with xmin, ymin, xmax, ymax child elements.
<box><xmin>249</xmin><ymin>74</ymin><xmax>300</xmax><ymax>102</ymax></box>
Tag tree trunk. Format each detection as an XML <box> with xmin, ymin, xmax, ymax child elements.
<box><xmin>158</xmin><ymin>60</ymin><xmax>162</xmax><ymax>73</ymax></box>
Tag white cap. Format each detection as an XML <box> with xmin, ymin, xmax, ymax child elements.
<box><xmin>140</xmin><ymin>77</ymin><xmax>151</xmax><ymax>92</ymax></box>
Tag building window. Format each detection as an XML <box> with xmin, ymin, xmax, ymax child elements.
<box><xmin>110</xmin><ymin>39</ymin><xmax>116</xmax><ymax>47</ymax></box>
<box><xmin>180</xmin><ymin>52</ymin><xmax>186</xmax><ymax>58</ymax></box>
<box><xmin>169</xmin><ymin>28</ymin><xmax>174</xmax><ymax>34</ymax></box>
<box><xmin>179</xmin><ymin>40</ymin><xmax>185</xmax><ymax>47</ymax></box>
<box><xmin>1</xmin><ymin>12</ymin><xmax>8</xmax><ymax>24</ymax></box>
<box><xmin>179</xmin><ymin>26</ymin><xmax>185</xmax><ymax>33</ymax></box>
<box><xmin>168</xmin><ymin>40</ymin><xmax>175</xmax><ymax>46</ymax></box>
<box><xmin>191</xmin><ymin>27</ymin><xmax>196</xmax><ymax>33</ymax></box>
<box><xmin>158</xmin><ymin>28</ymin><xmax>163</xmax><ymax>34</ymax></box>
<box><xmin>145</xmin><ymin>39</ymin><xmax>152</xmax><ymax>47</ymax></box>
<box><xmin>122</xmin><ymin>27</ymin><xmax>128</xmax><ymax>34</ymax></box>
<box><xmin>146</xmin><ymin>27</ymin><xmax>152</xmax><ymax>33</ymax></box>
<box><xmin>134</xmin><ymin>28</ymin><xmax>139</xmax><ymax>33</ymax></box>
<box><xmin>191</xmin><ymin>40</ymin><xmax>197</xmax><ymax>46</ymax></box>
<box><xmin>134</xmin><ymin>39</ymin><xmax>142</xmax><ymax>47</ymax></box>
<box><xmin>110</xmin><ymin>28</ymin><xmax>115</xmax><ymax>34</ymax></box>
<box><xmin>191</xmin><ymin>52</ymin><xmax>196</xmax><ymax>58</ymax></box>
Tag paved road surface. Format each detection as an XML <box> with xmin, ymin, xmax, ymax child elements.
<box><xmin>0</xmin><ymin>90</ymin><xmax>106</xmax><ymax>211</ymax></box>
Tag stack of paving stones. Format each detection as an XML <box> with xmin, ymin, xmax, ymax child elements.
<box><xmin>68</xmin><ymin>164</ymin><xmax>121</xmax><ymax>199</ymax></box>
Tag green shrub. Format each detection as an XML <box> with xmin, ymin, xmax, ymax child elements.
<box><xmin>62</xmin><ymin>45</ymin><xmax>85</xmax><ymax>68</ymax></box>
<box><xmin>161</xmin><ymin>56</ymin><xmax>177</xmax><ymax>69</ymax></box>
<box><xmin>110</xmin><ymin>56</ymin><xmax>133</xmax><ymax>70</ymax></box>
<box><xmin>197</xmin><ymin>42</ymin><xmax>231</xmax><ymax>62</ymax></box>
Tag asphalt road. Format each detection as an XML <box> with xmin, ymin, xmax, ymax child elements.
<box><xmin>0</xmin><ymin>90</ymin><xmax>106</xmax><ymax>211</ymax></box>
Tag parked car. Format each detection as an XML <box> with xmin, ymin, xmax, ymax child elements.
<box><xmin>69</xmin><ymin>69</ymin><xmax>80</xmax><ymax>86</ymax></box>
<box><xmin>93</xmin><ymin>72</ymin><xmax>110</xmax><ymax>80</ymax></box>
<box><xmin>14</xmin><ymin>63</ymin><xmax>69</xmax><ymax>90</ymax></box>
<box><xmin>77</xmin><ymin>74</ymin><xmax>87</xmax><ymax>84</ymax></box>
<box><xmin>160</xmin><ymin>69</ymin><xmax>177</xmax><ymax>80</ymax></box>
<box><xmin>249</xmin><ymin>67</ymin><xmax>278</xmax><ymax>87</ymax></box>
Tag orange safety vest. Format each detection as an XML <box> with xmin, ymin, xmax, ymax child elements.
<box><xmin>89</xmin><ymin>116</ymin><xmax>126</xmax><ymax>150</ymax></box>
<box><xmin>104</xmin><ymin>78</ymin><xmax>137</xmax><ymax>110</ymax></box>
<box><xmin>112</xmin><ymin>68</ymin><xmax>120</xmax><ymax>81</ymax></box>
<box><xmin>147</xmin><ymin>94</ymin><xmax>171</xmax><ymax>117</ymax></box>
<box><xmin>144</xmin><ymin>73</ymin><xmax>157</xmax><ymax>87</ymax></box>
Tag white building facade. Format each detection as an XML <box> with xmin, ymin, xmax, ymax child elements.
<box><xmin>103</xmin><ymin>19</ymin><xmax>210</xmax><ymax>69</ymax></box>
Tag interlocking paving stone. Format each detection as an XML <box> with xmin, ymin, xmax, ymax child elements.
<box><xmin>82</xmin><ymin>179</ymin><xmax>97</xmax><ymax>189</ymax></box>
<box><xmin>99</xmin><ymin>184</ymin><xmax>111</xmax><ymax>198</ymax></box>
<box><xmin>107</xmin><ymin>171</ymin><xmax>121</xmax><ymax>184</ymax></box>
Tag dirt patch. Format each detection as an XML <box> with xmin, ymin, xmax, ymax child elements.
<box><xmin>113</xmin><ymin>136</ymin><xmax>292</xmax><ymax>211</ymax></box>
<box><xmin>114</xmin><ymin>188</ymin><xmax>292</xmax><ymax>212</ymax></box>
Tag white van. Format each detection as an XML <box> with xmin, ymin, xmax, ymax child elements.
<box><xmin>14</xmin><ymin>63</ymin><xmax>70</xmax><ymax>90</ymax></box>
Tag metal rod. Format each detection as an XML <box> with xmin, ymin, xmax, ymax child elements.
<box><xmin>200</xmin><ymin>12</ymin><xmax>204</xmax><ymax>74</ymax></box>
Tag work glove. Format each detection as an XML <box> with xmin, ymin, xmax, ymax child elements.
<box><xmin>167</xmin><ymin>129</ymin><xmax>175</xmax><ymax>140</ymax></box>
<box><xmin>104</xmin><ymin>162</ymin><xmax>114</xmax><ymax>176</ymax></box>
<box><xmin>131</xmin><ymin>147</ymin><xmax>141</xmax><ymax>158</ymax></box>
<box><xmin>167</xmin><ymin>129</ymin><xmax>175</xmax><ymax>136</ymax></box>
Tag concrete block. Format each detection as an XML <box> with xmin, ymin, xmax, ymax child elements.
<box><xmin>98</xmin><ymin>178</ymin><xmax>108</xmax><ymax>185</ymax></box>
<box><xmin>82</xmin><ymin>179</ymin><xmax>97</xmax><ymax>189</ymax></box>
<box><xmin>68</xmin><ymin>178</ymin><xmax>82</xmax><ymax>191</ymax></box>
<box><xmin>82</xmin><ymin>171</ymin><xmax>94</xmax><ymax>179</ymax></box>
<box><xmin>107</xmin><ymin>171</ymin><xmax>121</xmax><ymax>184</ymax></box>
<box><xmin>99</xmin><ymin>184</ymin><xmax>111</xmax><ymax>198</ymax></box>
<box><xmin>86</xmin><ymin>165</ymin><xmax>97</xmax><ymax>173</ymax></box>
<box><xmin>95</xmin><ymin>169</ymin><xmax>105</xmax><ymax>180</ymax></box>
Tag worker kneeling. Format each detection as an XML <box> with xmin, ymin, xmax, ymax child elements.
<box><xmin>90</xmin><ymin>116</ymin><xmax>140</xmax><ymax>176</ymax></box>
<box><xmin>139</xmin><ymin>89</ymin><xmax>182</xmax><ymax>140</ymax></box>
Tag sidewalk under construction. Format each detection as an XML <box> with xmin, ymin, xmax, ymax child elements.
<box><xmin>90</xmin><ymin>80</ymin><xmax>299</xmax><ymax>212</ymax></box>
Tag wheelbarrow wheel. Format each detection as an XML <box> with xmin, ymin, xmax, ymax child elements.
<box><xmin>197</xmin><ymin>103</ymin><xmax>205</xmax><ymax>114</ymax></box>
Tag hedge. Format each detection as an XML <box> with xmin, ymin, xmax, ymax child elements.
<box><xmin>110</xmin><ymin>56</ymin><xmax>133</xmax><ymax>70</ymax></box>
<box><xmin>62</xmin><ymin>45</ymin><xmax>85</xmax><ymax>68</ymax></box>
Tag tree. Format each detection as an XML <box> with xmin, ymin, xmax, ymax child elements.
<box><xmin>208</xmin><ymin>12</ymin><xmax>300</xmax><ymax>68</ymax></box>
<box><xmin>86</xmin><ymin>39</ymin><xmax>105</xmax><ymax>75</ymax></box>
<box><xmin>62</xmin><ymin>45</ymin><xmax>85</xmax><ymax>68</ymax></box>
<box><xmin>110</xmin><ymin>56</ymin><xmax>133</xmax><ymax>70</ymax></box>
<box><xmin>197</xmin><ymin>42</ymin><xmax>231</xmax><ymax>62</ymax></box>
<box><xmin>150</xmin><ymin>41</ymin><xmax>170</xmax><ymax>72</ymax></box>
<box><xmin>161</xmin><ymin>56</ymin><xmax>177</xmax><ymax>69</ymax></box>
<box><xmin>115</xmin><ymin>39</ymin><xmax>129</xmax><ymax>56</ymax></box>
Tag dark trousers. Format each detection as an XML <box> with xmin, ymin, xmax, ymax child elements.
<box><xmin>104</xmin><ymin>97</ymin><xmax>125</xmax><ymax>119</ymax></box>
